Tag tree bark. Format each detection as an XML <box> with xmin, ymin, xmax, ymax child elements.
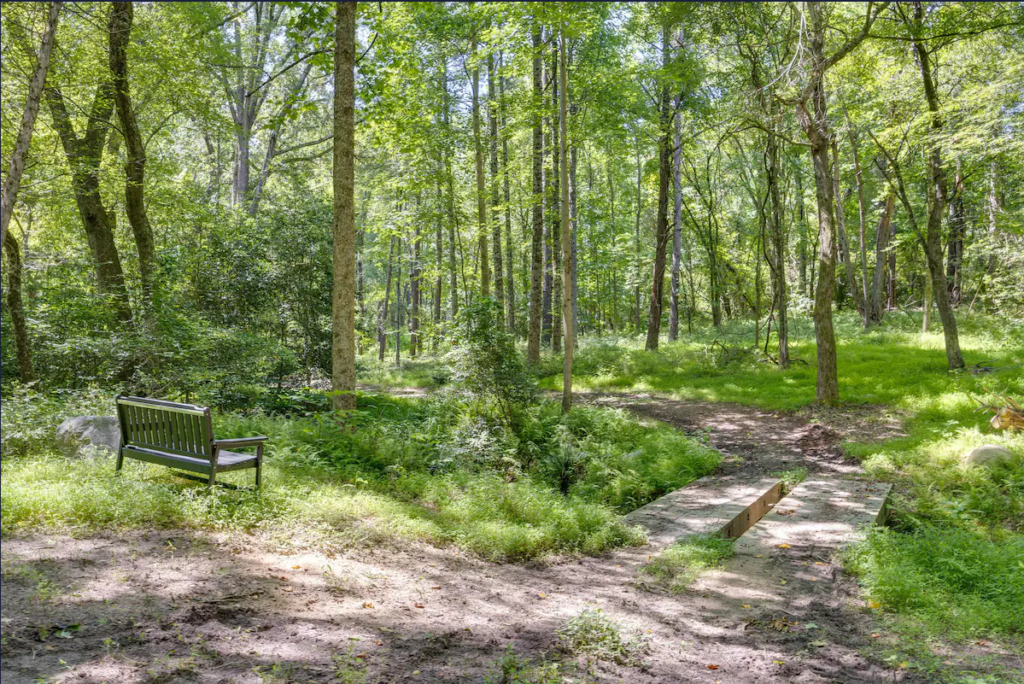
<box><xmin>500</xmin><ymin>60</ymin><xmax>516</xmax><ymax>335</ymax></box>
<box><xmin>1</xmin><ymin>1</ymin><xmax>61</xmax><ymax>250</ymax></box>
<box><xmin>869</xmin><ymin>192</ymin><xmax>895</xmax><ymax>323</ymax></box>
<box><xmin>46</xmin><ymin>84</ymin><xmax>133</xmax><ymax>324</ymax></box>
<box><xmin>794</xmin><ymin>1</ymin><xmax>839</xmax><ymax>404</ymax></box>
<box><xmin>378</xmin><ymin>236</ymin><xmax>394</xmax><ymax>362</ymax></box>
<box><xmin>332</xmin><ymin>0</ymin><xmax>357</xmax><ymax>410</ymax></box>
<box><xmin>487</xmin><ymin>53</ymin><xmax>504</xmax><ymax>322</ymax></box>
<box><xmin>844</xmin><ymin>109</ymin><xmax>870</xmax><ymax>327</ymax></box>
<box><xmin>832</xmin><ymin>138</ymin><xmax>863</xmax><ymax>316</ymax></box>
<box><xmin>559</xmin><ymin>30</ymin><xmax>573</xmax><ymax>412</ymax></box>
<box><xmin>946</xmin><ymin>162</ymin><xmax>965</xmax><ymax>306</ymax></box>
<box><xmin>550</xmin><ymin>41</ymin><xmax>562</xmax><ymax>355</ymax></box>
<box><xmin>441</xmin><ymin>59</ymin><xmax>458</xmax><ymax>322</ymax></box>
<box><xmin>109</xmin><ymin>1</ymin><xmax>157</xmax><ymax>312</ymax></box>
<box><xmin>644</xmin><ymin>26</ymin><xmax>672</xmax><ymax>352</ymax></box>
<box><xmin>411</xmin><ymin>221</ymin><xmax>421</xmax><ymax>358</ymax></box>
<box><xmin>3</xmin><ymin>231</ymin><xmax>36</xmax><ymax>383</ymax></box>
<box><xmin>471</xmin><ymin>30</ymin><xmax>490</xmax><ymax>298</ymax></box>
<box><xmin>669</xmin><ymin>96</ymin><xmax>682</xmax><ymax>342</ymax></box>
<box><xmin>906</xmin><ymin>1</ymin><xmax>964</xmax><ymax>370</ymax></box>
<box><xmin>527</xmin><ymin>24</ymin><xmax>545</xmax><ymax>366</ymax></box>
<box><xmin>767</xmin><ymin>126</ymin><xmax>789</xmax><ymax>367</ymax></box>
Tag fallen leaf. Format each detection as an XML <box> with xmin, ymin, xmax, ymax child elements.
<box><xmin>355</xmin><ymin>654</ymin><xmax>367</xmax><ymax>659</ymax></box>
<box><xmin>414</xmin><ymin>603</ymin><xmax>425</xmax><ymax>609</ymax></box>
<box><xmin>707</xmin><ymin>664</ymin><xmax>719</xmax><ymax>670</ymax></box>
<box><xmin>741</xmin><ymin>604</ymin><xmax>751</xmax><ymax>609</ymax></box>
<box><xmin>375</xmin><ymin>639</ymin><xmax>383</xmax><ymax>645</ymax></box>
<box><xmin>809</xmin><ymin>640</ymin><xmax>827</xmax><ymax>648</ymax></box>
<box><xmin>780</xmin><ymin>580</ymin><xmax>787</xmax><ymax>585</ymax></box>
<box><xmin>754</xmin><ymin>554</ymin><xmax>764</xmax><ymax>558</ymax></box>
<box><xmin>815</xmin><ymin>561</ymin><xmax>827</xmax><ymax>566</ymax></box>
<box><xmin>777</xmin><ymin>543</ymin><xmax>792</xmax><ymax>549</ymax></box>
<box><xmin>867</xmin><ymin>600</ymin><xmax>882</xmax><ymax>610</ymax></box>
<box><xmin>773</xmin><ymin>660</ymin><xmax>785</xmax><ymax>665</ymax></box>
<box><xmin>871</xmin><ymin>633</ymin><xmax>882</xmax><ymax>638</ymax></box>
<box><xmin>804</xmin><ymin>623</ymin><xmax>819</xmax><ymax>630</ymax></box>
<box><xmin>291</xmin><ymin>565</ymin><xmax>301</xmax><ymax>570</ymax></box>
<box><xmin>538</xmin><ymin>592</ymin><xmax>547</xmax><ymax>599</ymax></box>
<box><xmin>430</xmin><ymin>586</ymin><xmax>441</xmax><ymax>590</ymax></box>
<box><xmin>362</xmin><ymin>602</ymin><xmax>374</xmax><ymax>609</ymax></box>
<box><xmin>413</xmin><ymin>671</ymin><xmax>421</xmax><ymax>676</ymax></box>
<box><xmin>809</xmin><ymin>578</ymin><xmax>818</xmax><ymax>582</ymax></box>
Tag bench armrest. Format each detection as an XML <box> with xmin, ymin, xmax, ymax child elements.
<box><xmin>213</xmin><ymin>436</ymin><xmax>268</xmax><ymax>450</ymax></box>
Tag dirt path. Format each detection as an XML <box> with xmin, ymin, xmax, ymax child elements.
<box><xmin>2</xmin><ymin>396</ymin><xmax>941</xmax><ymax>684</ymax></box>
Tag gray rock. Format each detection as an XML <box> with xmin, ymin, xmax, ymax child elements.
<box><xmin>964</xmin><ymin>444</ymin><xmax>1013</xmax><ymax>467</ymax></box>
<box><xmin>56</xmin><ymin>416</ymin><xmax>120</xmax><ymax>457</ymax></box>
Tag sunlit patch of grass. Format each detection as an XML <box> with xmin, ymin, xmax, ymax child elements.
<box><xmin>556</xmin><ymin>609</ymin><xmax>650</xmax><ymax>665</ymax></box>
<box><xmin>636</xmin><ymin>533</ymin><xmax>735</xmax><ymax>593</ymax></box>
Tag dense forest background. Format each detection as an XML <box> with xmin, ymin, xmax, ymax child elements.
<box><xmin>1</xmin><ymin>1</ymin><xmax>1022</xmax><ymax>400</ymax></box>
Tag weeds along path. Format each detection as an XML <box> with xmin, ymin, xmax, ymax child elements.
<box><xmin>572</xmin><ymin>390</ymin><xmax>907</xmax><ymax>479</ymax></box>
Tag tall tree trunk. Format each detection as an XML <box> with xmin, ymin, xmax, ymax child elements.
<box><xmin>559</xmin><ymin>30</ymin><xmax>573</xmax><ymax>412</ymax></box>
<box><xmin>634</xmin><ymin>142</ymin><xmax>643</xmax><ymax>332</ymax></box>
<box><xmin>109</xmin><ymin>1</ymin><xmax>157</xmax><ymax>313</ymax></box>
<box><xmin>395</xmin><ymin>237</ymin><xmax>402</xmax><ymax>366</ymax></box>
<box><xmin>946</xmin><ymin>161</ymin><xmax>965</xmax><ymax>306</ymax></box>
<box><xmin>378</xmin><ymin>237</ymin><xmax>395</xmax><ymax>362</ymax></box>
<box><xmin>442</xmin><ymin>60</ymin><xmax>458</xmax><ymax>322</ymax></box>
<box><xmin>644</xmin><ymin>27</ymin><xmax>672</xmax><ymax>352</ymax></box>
<box><xmin>907</xmin><ymin>2</ymin><xmax>964</xmax><ymax>370</ymax></box>
<box><xmin>550</xmin><ymin>41</ymin><xmax>562</xmax><ymax>355</ymax></box>
<box><xmin>832</xmin><ymin>138</ymin><xmax>863</xmax><ymax>315</ymax></box>
<box><xmin>411</xmin><ymin>221</ymin><xmax>421</xmax><ymax>358</ymax></box>
<box><xmin>844</xmin><ymin>109</ymin><xmax>870</xmax><ymax>327</ymax></box>
<box><xmin>794</xmin><ymin>2</ymin><xmax>839</xmax><ymax>404</ymax></box>
<box><xmin>669</xmin><ymin>95</ymin><xmax>683</xmax><ymax>342</ymax></box>
<box><xmin>1</xmin><ymin>1</ymin><xmax>61</xmax><ymax>250</ymax></box>
<box><xmin>487</xmin><ymin>53</ymin><xmax>505</xmax><ymax>321</ymax></box>
<box><xmin>3</xmin><ymin>231</ymin><xmax>35</xmax><ymax>383</ymax></box>
<box><xmin>46</xmin><ymin>84</ymin><xmax>133</xmax><ymax>324</ymax></box>
<box><xmin>527</xmin><ymin>24</ymin><xmax>545</xmax><ymax>366</ymax></box>
<box><xmin>332</xmin><ymin>1</ymin><xmax>357</xmax><ymax>410</ymax></box>
<box><xmin>795</xmin><ymin>168</ymin><xmax>809</xmax><ymax>297</ymax></box>
<box><xmin>500</xmin><ymin>61</ymin><xmax>516</xmax><ymax>335</ymax></box>
<box><xmin>471</xmin><ymin>30</ymin><xmax>490</xmax><ymax>298</ymax></box>
<box><xmin>434</xmin><ymin>202</ymin><xmax>443</xmax><ymax>351</ymax></box>
<box><xmin>870</xmin><ymin>192</ymin><xmax>895</xmax><ymax>323</ymax></box>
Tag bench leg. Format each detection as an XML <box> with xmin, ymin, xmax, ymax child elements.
<box><xmin>115</xmin><ymin>450</ymin><xmax>124</xmax><ymax>474</ymax></box>
<box><xmin>255</xmin><ymin>445</ymin><xmax>263</xmax><ymax>491</ymax></box>
<box><xmin>208</xmin><ymin>469</ymin><xmax>217</xmax><ymax>489</ymax></box>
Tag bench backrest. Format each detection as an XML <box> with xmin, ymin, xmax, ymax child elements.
<box><xmin>116</xmin><ymin>396</ymin><xmax>214</xmax><ymax>460</ymax></box>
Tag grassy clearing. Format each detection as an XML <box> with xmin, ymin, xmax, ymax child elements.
<box><xmin>637</xmin><ymin>533</ymin><xmax>735</xmax><ymax>593</ymax></box>
<box><xmin>538</xmin><ymin>313</ymin><xmax>1024</xmax><ymax>654</ymax></box>
<box><xmin>0</xmin><ymin>390</ymin><xmax>720</xmax><ymax>562</ymax></box>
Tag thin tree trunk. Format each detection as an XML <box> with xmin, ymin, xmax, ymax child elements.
<box><xmin>527</xmin><ymin>24</ymin><xmax>545</xmax><ymax>366</ymax></box>
<box><xmin>471</xmin><ymin>30</ymin><xmax>490</xmax><ymax>298</ymax></box>
<box><xmin>109</xmin><ymin>1</ymin><xmax>157</xmax><ymax>313</ymax></box>
<box><xmin>1</xmin><ymin>1</ymin><xmax>61</xmax><ymax>250</ymax></box>
<box><xmin>906</xmin><ymin>2</ymin><xmax>964</xmax><ymax>370</ymax></box>
<box><xmin>795</xmin><ymin>168</ymin><xmax>808</xmax><ymax>297</ymax></box>
<box><xmin>332</xmin><ymin>1</ymin><xmax>357</xmax><ymax>410</ymax></box>
<box><xmin>500</xmin><ymin>60</ymin><xmax>516</xmax><ymax>335</ymax></box>
<box><xmin>488</xmin><ymin>53</ymin><xmax>504</xmax><ymax>321</ymax></box>
<box><xmin>645</xmin><ymin>26</ymin><xmax>673</xmax><ymax>352</ymax></box>
<box><xmin>870</xmin><ymin>192</ymin><xmax>895</xmax><ymax>323</ymax></box>
<box><xmin>411</xmin><ymin>221</ymin><xmax>421</xmax><ymax>358</ymax></box>
<box><xmin>669</xmin><ymin>99</ymin><xmax>683</xmax><ymax>342</ymax></box>
<box><xmin>559</xmin><ymin>30</ymin><xmax>573</xmax><ymax>412</ymax></box>
<box><xmin>832</xmin><ymin>138</ymin><xmax>863</xmax><ymax>315</ymax></box>
<box><xmin>634</xmin><ymin>142</ymin><xmax>643</xmax><ymax>332</ymax></box>
<box><xmin>3</xmin><ymin>231</ymin><xmax>35</xmax><ymax>383</ymax></box>
<box><xmin>844</xmin><ymin>108</ymin><xmax>870</xmax><ymax>327</ymax></box>
<box><xmin>395</xmin><ymin>237</ymin><xmax>402</xmax><ymax>366</ymax></box>
<box><xmin>378</xmin><ymin>237</ymin><xmax>395</xmax><ymax>362</ymax></box>
<box><xmin>550</xmin><ymin>41</ymin><xmax>562</xmax><ymax>355</ymax></box>
<box><xmin>946</xmin><ymin>161</ymin><xmax>965</xmax><ymax>306</ymax></box>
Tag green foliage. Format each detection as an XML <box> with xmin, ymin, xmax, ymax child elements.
<box><xmin>637</xmin><ymin>534</ymin><xmax>735</xmax><ymax>593</ymax></box>
<box><xmin>844</xmin><ymin>526</ymin><xmax>1024</xmax><ymax>639</ymax></box>
<box><xmin>448</xmin><ymin>298</ymin><xmax>537</xmax><ymax>430</ymax></box>
<box><xmin>555</xmin><ymin>609</ymin><xmax>649</xmax><ymax>665</ymax></box>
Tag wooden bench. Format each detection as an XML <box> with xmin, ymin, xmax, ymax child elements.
<box><xmin>115</xmin><ymin>396</ymin><xmax>266</xmax><ymax>489</ymax></box>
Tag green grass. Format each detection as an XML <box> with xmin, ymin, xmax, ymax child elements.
<box><xmin>555</xmin><ymin>609</ymin><xmax>649</xmax><ymax>665</ymax></box>
<box><xmin>637</xmin><ymin>533</ymin><xmax>735</xmax><ymax>593</ymax></box>
<box><xmin>0</xmin><ymin>390</ymin><xmax>721</xmax><ymax>562</ymax></box>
